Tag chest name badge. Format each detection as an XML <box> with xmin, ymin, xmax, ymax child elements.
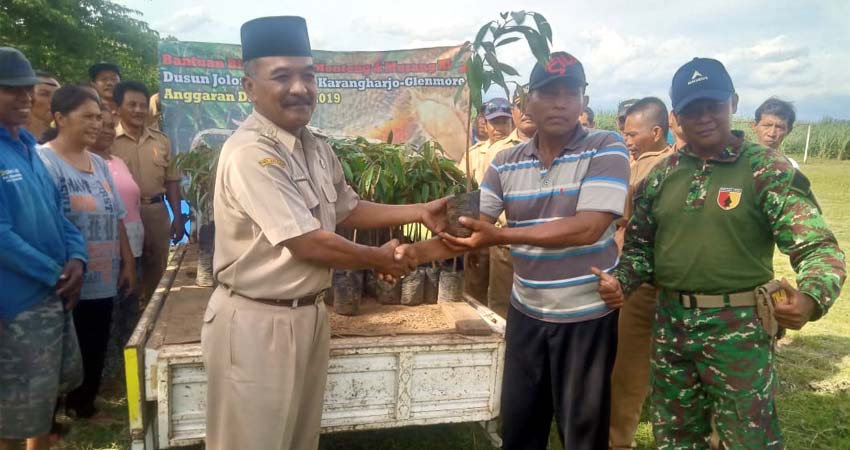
<box><xmin>717</xmin><ymin>187</ymin><xmax>742</xmax><ymax>210</ymax></box>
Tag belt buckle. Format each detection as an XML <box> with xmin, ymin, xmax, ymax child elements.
<box><xmin>679</xmin><ymin>292</ymin><xmax>697</xmax><ymax>309</ymax></box>
<box><xmin>291</xmin><ymin>298</ymin><xmax>300</xmax><ymax>308</ymax></box>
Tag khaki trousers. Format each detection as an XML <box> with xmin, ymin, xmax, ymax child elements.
<box><xmin>201</xmin><ymin>287</ymin><xmax>330</xmax><ymax>450</ymax></box>
<box><xmin>609</xmin><ymin>283</ymin><xmax>657</xmax><ymax>449</ymax></box>
<box><xmin>463</xmin><ymin>248</ymin><xmax>489</xmax><ymax>304</ymax></box>
<box><xmin>487</xmin><ymin>246</ymin><xmax>513</xmax><ymax>319</ymax></box>
<box><xmin>139</xmin><ymin>203</ymin><xmax>171</xmax><ymax>301</ymax></box>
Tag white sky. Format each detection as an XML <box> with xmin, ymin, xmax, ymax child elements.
<box><xmin>120</xmin><ymin>0</ymin><xmax>850</xmax><ymax>121</ymax></box>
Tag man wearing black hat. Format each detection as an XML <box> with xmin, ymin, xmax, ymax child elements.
<box><xmin>396</xmin><ymin>51</ymin><xmax>630</xmax><ymax>449</ymax></box>
<box><xmin>202</xmin><ymin>16</ymin><xmax>447</xmax><ymax>450</ymax></box>
<box><xmin>0</xmin><ymin>47</ymin><xmax>86</xmax><ymax>450</ymax></box>
<box><xmin>89</xmin><ymin>62</ymin><xmax>121</xmax><ymax>111</ymax></box>
<box><xmin>605</xmin><ymin>57</ymin><xmax>846</xmax><ymax>448</ymax></box>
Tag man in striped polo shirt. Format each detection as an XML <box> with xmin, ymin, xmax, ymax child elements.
<box><xmin>398</xmin><ymin>51</ymin><xmax>630</xmax><ymax>450</ymax></box>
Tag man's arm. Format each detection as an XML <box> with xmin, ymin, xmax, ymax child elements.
<box><xmin>439</xmin><ymin>211</ymin><xmax>614</xmax><ymax>250</ymax></box>
<box><xmin>756</xmin><ymin>160</ymin><xmax>846</xmax><ymax>322</ymax></box>
<box><xmin>338</xmin><ymin>198</ymin><xmax>448</xmax><ymax>233</ymax></box>
<box><xmin>402</xmin><ymin>213</ymin><xmax>497</xmax><ymax>265</ymax></box>
<box><xmin>286</xmin><ymin>230</ymin><xmax>411</xmax><ymax>277</ymax></box>
<box><xmin>117</xmin><ymin>220</ymin><xmax>136</xmax><ymax>293</ymax></box>
<box><xmin>612</xmin><ymin>177</ymin><xmax>658</xmax><ymax>298</ymax></box>
<box><xmin>499</xmin><ymin>212</ymin><xmax>615</xmax><ymax>247</ymax></box>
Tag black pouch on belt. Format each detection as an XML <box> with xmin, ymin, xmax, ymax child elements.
<box><xmin>755</xmin><ymin>280</ymin><xmax>787</xmax><ymax>340</ymax></box>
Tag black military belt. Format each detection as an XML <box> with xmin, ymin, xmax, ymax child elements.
<box><xmin>141</xmin><ymin>194</ymin><xmax>165</xmax><ymax>205</ymax></box>
<box><xmin>226</xmin><ymin>286</ymin><xmax>328</xmax><ymax>308</ymax></box>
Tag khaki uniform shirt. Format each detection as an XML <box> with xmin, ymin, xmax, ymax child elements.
<box><xmin>213</xmin><ymin>110</ymin><xmax>359</xmax><ymax>300</ymax></box>
<box><xmin>624</xmin><ymin>144</ymin><xmax>674</xmax><ymax>221</ymax></box>
<box><xmin>459</xmin><ymin>130</ymin><xmax>524</xmax><ymax>185</ymax></box>
<box><xmin>112</xmin><ymin>124</ymin><xmax>180</xmax><ymax>199</ymax></box>
<box><xmin>458</xmin><ymin>140</ymin><xmax>490</xmax><ymax>185</ymax></box>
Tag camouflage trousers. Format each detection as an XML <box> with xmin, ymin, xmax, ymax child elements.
<box><xmin>0</xmin><ymin>295</ymin><xmax>82</xmax><ymax>439</ymax></box>
<box><xmin>651</xmin><ymin>289</ymin><xmax>783</xmax><ymax>450</ymax></box>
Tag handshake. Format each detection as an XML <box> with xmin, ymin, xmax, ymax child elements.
<box><xmin>372</xmin><ymin>239</ymin><xmax>419</xmax><ymax>284</ymax></box>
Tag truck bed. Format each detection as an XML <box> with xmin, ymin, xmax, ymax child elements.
<box><xmin>126</xmin><ymin>244</ymin><xmax>506</xmax><ymax>449</ymax></box>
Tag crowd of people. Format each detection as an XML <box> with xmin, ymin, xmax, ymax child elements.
<box><xmin>0</xmin><ymin>46</ymin><xmax>181</xmax><ymax>450</ymax></box>
<box><xmin>0</xmin><ymin>12</ymin><xmax>847</xmax><ymax>450</ymax></box>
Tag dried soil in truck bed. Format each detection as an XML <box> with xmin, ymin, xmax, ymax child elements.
<box><xmin>149</xmin><ymin>246</ymin><xmax>455</xmax><ymax>347</ymax></box>
<box><xmin>328</xmin><ymin>297</ymin><xmax>453</xmax><ymax>337</ymax></box>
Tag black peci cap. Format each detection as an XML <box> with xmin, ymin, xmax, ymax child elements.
<box><xmin>240</xmin><ymin>16</ymin><xmax>312</xmax><ymax>62</ymax></box>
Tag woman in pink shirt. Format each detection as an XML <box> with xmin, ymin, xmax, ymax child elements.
<box><xmin>89</xmin><ymin>108</ymin><xmax>144</xmax><ymax>378</ymax></box>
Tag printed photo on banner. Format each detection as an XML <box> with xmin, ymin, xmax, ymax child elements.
<box><xmin>159</xmin><ymin>41</ymin><xmax>472</xmax><ymax>160</ymax></box>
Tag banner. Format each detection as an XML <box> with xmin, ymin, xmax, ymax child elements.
<box><xmin>158</xmin><ymin>41</ymin><xmax>472</xmax><ymax>160</ymax></box>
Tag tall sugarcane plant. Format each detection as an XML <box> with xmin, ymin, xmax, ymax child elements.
<box><xmin>458</xmin><ymin>11</ymin><xmax>553</xmax><ymax>190</ymax></box>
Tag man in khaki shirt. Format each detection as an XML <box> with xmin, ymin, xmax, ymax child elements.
<box><xmin>610</xmin><ymin>97</ymin><xmax>674</xmax><ymax>450</ymax></box>
<box><xmin>458</xmin><ymin>97</ymin><xmax>514</xmax><ymax>304</ymax></box>
<box><xmin>111</xmin><ymin>81</ymin><xmax>183</xmax><ymax>301</ymax></box>
<box><xmin>486</xmin><ymin>90</ymin><xmax>537</xmax><ymax>318</ymax></box>
<box><xmin>202</xmin><ymin>16</ymin><xmax>447</xmax><ymax>450</ymax></box>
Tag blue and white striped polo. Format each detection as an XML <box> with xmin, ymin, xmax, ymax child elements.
<box><xmin>480</xmin><ymin>126</ymin><xmax>630</xmax><ymax>323</ymax></box>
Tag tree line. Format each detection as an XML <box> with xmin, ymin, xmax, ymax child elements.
<box><xmin>1</xmin><ymin>0</ymin><xmax>162</xmax><ymax>89</ymax></box>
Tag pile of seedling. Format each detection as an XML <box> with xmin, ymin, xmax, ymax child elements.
<box><xmin>328</xmin><ymin>136</ymin><xmax>473</xmax><ymax>315</ymax></box>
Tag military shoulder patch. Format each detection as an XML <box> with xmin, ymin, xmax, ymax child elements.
<box><xmin>790</xmin><ymin>169</ymin><xmax>822</xmax><ymax>212</ymax></box>
<box><xmin>717</xmin><ymin>187</ymin><xmax>742</xmax><ymax>210</ymax></box>
<box><xmin>790</xmin><ymin>170</ymin><xmax>811</xmax><ymax>196</ymax></box>
<box><xmin>259</xmin><ymin>157</ymin><xmax>286</xmax><ymax>168</ymax></box>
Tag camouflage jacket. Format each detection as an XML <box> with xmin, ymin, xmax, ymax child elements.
<box><xmin>614</xmin><ymin>133</ymin><xmax>846</xmax><ymax>319</ymax></box>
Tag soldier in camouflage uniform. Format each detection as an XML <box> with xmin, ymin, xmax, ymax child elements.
<box><xmin>596</xmin><ymin>58</ymin><xmax>846</xmax><ymax>449</ymax></box>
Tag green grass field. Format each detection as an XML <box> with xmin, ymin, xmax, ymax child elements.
<box><xmin>56</xmin><ymin>159</ymin><xmax>850</xmax><ymax>450</ymax></box>
<box><xmin>593</xmin><ymin>112</ymin><xmax>850</xmax><ymax>161</ymax></box>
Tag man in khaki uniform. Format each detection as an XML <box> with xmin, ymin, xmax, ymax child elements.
<box><xmin>458</xmin><ymin>98</ymin><xmax>514</xmax><ymax>304</ymax></box>
<box><xmin>486</xmin><ymin>90</ymin><xmax>537</xmax><ymax>318</ymax></box>
<box><xmin>112</xmin><ymin>80</ymin><xmax>184</xmax><ymax>301</ymax></box>
<box><xmin>609</xmin><ymin>97</ymin><xmax>675</xmax><ymax>450</ymax></box>
<box><xmin>202</xmin><ymin>16</ymin><xmax>447</xmax><ymax>450</ymax></box>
